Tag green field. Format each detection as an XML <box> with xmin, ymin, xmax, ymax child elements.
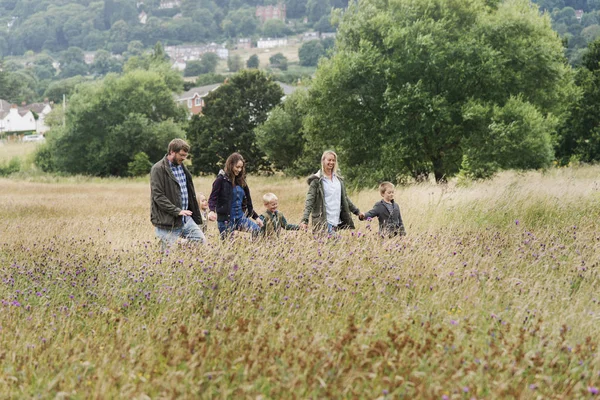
<box><xmin>0</xmin><ymin>147</ymin><xmax>599</xmax><ymax>397</ymax></box>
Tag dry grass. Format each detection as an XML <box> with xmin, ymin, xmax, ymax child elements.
<box><xmin>1</xmin><ymin>166</ymin><xmax>600</xmax><ymax>398</ymax></box>
<box><xmin>0</xmin><ymin>141</ymin><xmax>41</xmax><ymax>164</ymax></box>
<box><xmin>230</xmin><ymin>40</ymin><xmax>302</xmax><ymax>66</ymax></box>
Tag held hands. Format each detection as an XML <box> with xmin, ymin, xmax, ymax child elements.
<box><xmin>358</xmin><ymin>212</ymin><xmax>365</xmax><ymax>221</ymax></box>
<box><xmin>208</xmin><ymin>211</ymin><xmax>217</xmax><ymax>222</ymax></box>
<box><xmin>256</xmin><ymin>218</ymin><xmax>264</xmax><ymax>228</ymax></box>
<box><xmin>299</xmin><ymin>223</ymin><xmax>308</xmax><ymax>230</ymax></box>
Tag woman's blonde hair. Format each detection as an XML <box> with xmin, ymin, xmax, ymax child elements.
<box><xmin>321</xmin><ymin>150</ymin><xmax>339</xmax><ymax>176</ymax></box>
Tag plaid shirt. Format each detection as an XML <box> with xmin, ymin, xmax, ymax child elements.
<box><xmin>169</xmin><ymin>161</ymin><xmax>189</xmax><ymax>223</ymax></box>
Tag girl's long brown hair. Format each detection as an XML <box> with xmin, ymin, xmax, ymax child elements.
<box><xmin>224</xmin><ymin>152</ymin><xmax>247</xmax><ymax>187</ymax></box>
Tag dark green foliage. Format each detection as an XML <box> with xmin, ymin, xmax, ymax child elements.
<box><xmin>303</xmin><ymin>0</ymin><xmax>575</xmax><ymax>184</ymax></box>
<box><xmin>34</xmin><ymin>142</ymin><xmax>56</xmax><ymax>173</ymax></box>
<box><xmin>195</xmin><ymin>73</ymin><xmax>227</xmax><ymax>86</ymax></box>
<box><xmin>256</xmin><ymin>88</ymin><xmax>308</xmax><ymax>172</ymax></box>
<box><xmin>184</xmin><ymin>53</ymin><xmax>220</xmax><ymax>76</ymax></box>
<box><xmin>262</xmin><ymin>19</ymin><xmax>290</xmax><ymax>38</ymax></box>
<box><xmin>38</xmin><ymin>69</ymin><xmax>187</xmax><ymax>176</ymax></box>
<box><xmin>269</xmin><ymin>53</ymin><xmax>288</xmax><ymax>70</ymax></box>
<box><xmin>43</xmin><ymin>76</ymin><xmax>89</xmax><ymax>103</ymax></box>
<box><xmin>186</xmin><ymin>69</ymin><xmax>283</xmax><ymax>174</ymax></box>
<box><xmin>246</xmin><ymin>54</ymin><xmax>259</xmax><ymax>69</ymax></box>
<box><xmin>0</xmin><ymin>158</ymin><xmax>21</xmax><ymax>176</ymax></box>
<box><xmin>127</xmin><ymin>151</ymin><xmax>152</xmax><ymax>176</ymax></box>
<box><xmin>1</xmin><ymin>0</ymin><xmax>337</xmax><ymax>57</ymax></box>
<box><xmin>298</xmin><ymin>40</ymin><xmax>325</xmax><ymax>66</ymax></box>
<box><xmin>556</xmin><ymin>39</ymin><xmax>600</xmax><ymax>163</ymax></box>
<box><xmin>227</xmin><ymin>54</ymin><xmax>243</xmax><ymax>73</ymax></box>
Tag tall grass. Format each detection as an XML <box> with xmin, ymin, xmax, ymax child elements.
<box><xmin>0</xmin><ymin>167</ymin><xmax>599</xmax><ymax>398</ymax></box>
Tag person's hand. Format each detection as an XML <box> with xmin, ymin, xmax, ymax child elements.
<box><xmin>179</xmin><ymin>210</ymin><xmax>193</xmax><ymax>216</ymax></box>
<box><xmin>256</xmin><ymin>218</ymin><xmax>264</xmax><ymax>228</ymax></box>
<box><xmin>299</xmin><ymin>223</ymin><xmax>308</xmax><ymax>230</ymax></box>
<box><xmin>358</xmin><ymin>212</ymin><xmax>365</xmax><ymax>220</ymax></box>
<box><xmin>208</xmin><ymin>211</ymin><xmax>217</xmax><ymax>221</ymax></box>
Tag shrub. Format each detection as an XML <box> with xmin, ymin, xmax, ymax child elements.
<box><xmin>128</xmin><ymin>152</ymin><xmax>152</xmax><ymax>176</ymax></box>
<box><xmin>0</xmin><ymin>158</ymin><xmax>21</xmax><ymax>176</ymax></box>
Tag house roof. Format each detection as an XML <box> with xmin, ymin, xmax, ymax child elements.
<box><xmin>0</xmin><ymin>99</ymin><xmax>10</xmax><ymax>119</ymax></box>
<box><xmin>177</xmin><ymin>83</ymin><xmax>221</xmax><ymax>101</ymax></box>
<box><xmin>0</xmin><ymin>99</ymin><xmax>48</xmax><ymax>118</ymax></box>
<box><xmin>27</xmin><ymin>102</ymin><xmax>50</xmax><ymax>114</ymax></box>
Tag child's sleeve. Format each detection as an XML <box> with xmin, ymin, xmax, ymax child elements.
<box><xmin>281</xmin><ymin>213</ymin><xmax>299</xmax><ymax>231</ymax></box>
<box><xmin>258</xmin><ymin>214</ymin><xmax>266</xmax><ymax>234</ymax></box>
<box><xmin>362</xmin><ymin>203</ymin><xmax>380</xmax><ymax>220</ymax></box>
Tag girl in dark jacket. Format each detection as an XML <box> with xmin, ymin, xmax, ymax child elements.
<box><xmin>208</xmin><ymin>153</ymin><xmax>263</xmax><ymax>239</ymax></box>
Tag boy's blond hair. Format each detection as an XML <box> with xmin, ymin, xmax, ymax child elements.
<box><xmin>379</xmin><ymin>181</ymin><xmax>395</xmax><ymax>195</ymax></box>
<box><xmin>263</xmin><ymin>192</ymin><xmax>278</xmax><ymax>204</ymax></box>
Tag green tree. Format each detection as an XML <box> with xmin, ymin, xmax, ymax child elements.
<box><xmin>256</xmin><ymin>88</ymin><xmax>308</xmax><ymax>172</ymax></box>
<box><xmin>0</xmin><ymin>61</ymin><xmax>9</xmax><ymax>99</ymax></box>
<box><xmin>298</xmin><ymin>40</ymin><xmax>325</xmax><ymax>66</ymax></box>
<box><xmin>127</xmin><ymin>151</ymin><xmax>152</xmax><ymax>176</ymax></box>
<box><xmin>269</xmin><ymin>53</ymin><xmax>288</xmax><ymax>70</ymax></box>
<box><xmin>123</xmin><ymin>43</ymin><xmax>183</xmax><ymax>92</ymax></box>
<box><xmin>285</xmin><ymin>0</ymin><xmax>308</xmax><ymax>19</ymax></box>
<box><xmin>44</xmin><ymin>76</ymin><xmax>89</xmax><ymax>103</ymax></box>
<box><xmin>306</xmin><ymin>0</ymin><xmax>330</xmax><ymax>23</ymax></box>
<box><xmin>262</xmin><ymin>19</ymin><xmax>289</xmax><ymax>38</ymax></box>
<box><xmin>198</xmin><ymin>52</ymin><xmax>220</xmax><ymax>74</ymax></box>
<box><xmin>303</xmin><ymin>0</ymin><xmax>576</xmax><ymax>184</ymax></box>
<box><xmin>91</xmin><ymin>49</ymin><xmax>123</xmax><ymax>75</ymax></box>
<box><xmin>186</xmin><ymin>69</ymin><xmax>284</xmax><ymax>173</ymax></box>
<box><xmin>39</xmin><ymin>70</ymin><xmax>187</xmax><ymax>176</ymax></box>
<box><xmin>195</xmin><ymin>73</ymin><xmax>227</xmax><ymax>86</ymax></box>
<box><xmin>58</xmin><ymin>47</ymin><xmax>89</xmax><ymax>79</ymax></box>
<box><xmin>557</xmin><ymin>39</ymin><xmax>600</xmax><ymax>163</ymax></box>
<box><xmin>246</xmin><ymin>54</ymin><xmax>260</xmax><ymax>69</ymax></box>
<box><xmin>184</xmin><ymin>60</ymin><xmax>206</xmax><ymax>77</ymax></box>
<box><xmin>227</xmin><ymin>54</ymin><xmax>243</xmax><ymax>72</ymax></box>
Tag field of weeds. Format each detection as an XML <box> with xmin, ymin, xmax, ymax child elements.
<box><xmin>1</xmin><ymin>167</ymin><xmax>599</xmax><ymax>398</ymax></box>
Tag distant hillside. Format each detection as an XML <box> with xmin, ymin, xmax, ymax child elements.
<box><xmin>0</xmin><ymin>0</ymin><xmax>348</xmax><ymax>57</ymax></box>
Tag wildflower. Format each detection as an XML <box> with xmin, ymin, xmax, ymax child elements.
<box><xmin>589</xmin><ymin>387</ymin><xmax>599</xmax><ymax>395</ymax></box>
<box><xmin>463</xmin><ymin>387</ymin><xmax>469</xmax><ymax>392</ymax></box>
<box><xmin>529</xmin><ymin>384</ymin><xmax>537</xmax><ymax>390</ymax></box>
<box><xmin>515</xmin><ymin>220</ymin><xmax>520</xmax><ymax>225</ymax></box>
<box><xmin>450</xmin><ymin>320</ymin><xmax>458</xmax><ymax>325</ymax></box>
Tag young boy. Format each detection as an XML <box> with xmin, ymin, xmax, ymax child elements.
<box><xmin>259</xmin><ymin>193</ymin><xmax>299</xmax><ymax>237</ymax></box>
<box><xmin>360</xmin><ymin>182</ymin><xmax>406</xmax><ymax>237</ymax></box>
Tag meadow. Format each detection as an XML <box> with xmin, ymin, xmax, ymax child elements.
<box><xmin>1</xmin><ymin>159</ymin><xmax>600</xmax><ymax>398</ymax></box>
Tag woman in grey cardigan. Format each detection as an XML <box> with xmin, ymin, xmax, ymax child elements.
<box><xmin>300</xmin><ymin>150</ymin><xmax>364</xmax><ymax>234</ymax></box>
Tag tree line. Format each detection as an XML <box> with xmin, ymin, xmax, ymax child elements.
<box><xmin>0</xmin><ymin>0</ymin><xmax>346</xmax><ymax>57</ymax></box>
<box><xmin>17</xmin><ymin>0</ymin><xmax>600</xmax><ymax>185</ymax></box>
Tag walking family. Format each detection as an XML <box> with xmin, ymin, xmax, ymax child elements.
<box><xmin>150</xmin><ymin>139</ymin><xmax>406</xmax><ymax>248</ymax></box>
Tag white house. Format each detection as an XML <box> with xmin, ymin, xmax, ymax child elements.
<box><xmin>257</xmin><ymin>37</ymin><xmax>288</xmax><ymax>49</ymax></box>
<box><xmin>0</xmin><ymin>101</ymin><xmax>36</xmax><ymax>134</ymax></box>
<box><xmin>0</xmin><ymin>99</ymin><xmax>53</xmax><ymax>135</ymax></box>
<box><xmin>27</xmin><ymin>100</ymin><xmax>53</xmax><ymax>133</ymax></box>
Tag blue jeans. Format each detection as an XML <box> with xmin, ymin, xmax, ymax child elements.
<box><xmin>155</xmin><ymin>217</ymin><xmax>206</xmax><ymax>249</ymax></box>
<box><xmin>218</xmin><ymin>217</ymin><xmax>260</xmax><ymax>240</ymax></box>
